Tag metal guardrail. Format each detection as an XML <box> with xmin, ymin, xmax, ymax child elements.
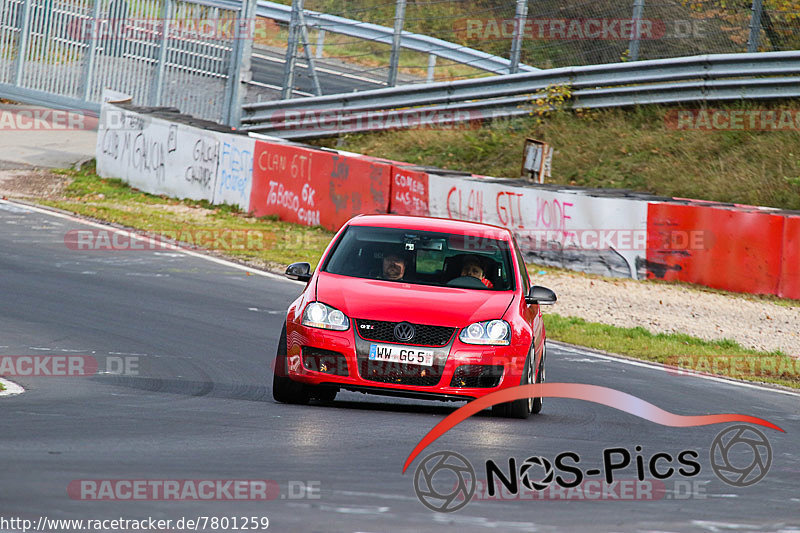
<box><xmin>240</xmin><ymin>51</ymin><xmax>800</xmax><ymax>139</ymax></box>
<box><xmin>211</xmin><ymin>0</ymin><xmax>537</xmax><ymax>75</ymax></box>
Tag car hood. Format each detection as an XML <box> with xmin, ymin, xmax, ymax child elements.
<box><xmin>315</xmin><ymin>272</ymin><xmax>514</xmax><ymax>326</ymax></box>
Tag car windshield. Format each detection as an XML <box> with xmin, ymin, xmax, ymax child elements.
<box><xmin>323</xmin><ymin>225</ymin><xmax>515</xmax><ymax>291</ymax></box>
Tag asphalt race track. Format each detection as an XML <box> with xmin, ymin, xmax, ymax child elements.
<box><xmin>1</xmin><ymin>200</ymin><xmax>798</xmax><ymax>532</ymax></box>
<box><xmin>250</xmin><ymin>48</ymin><xmax>389</xmax><ymax>99</ymax></box>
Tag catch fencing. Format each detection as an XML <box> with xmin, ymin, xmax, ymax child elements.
<box><xmin>250</xmin><ymin>0</ymin><xmax>800</xmax><ymax>96</ymax></box>
<box><xmin>0</xmin><ymin>0</ymin><xmax>253</xmax><ymax>123</ymax></box>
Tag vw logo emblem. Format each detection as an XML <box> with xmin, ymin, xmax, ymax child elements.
<box><xmin>394</xmin><ymin>322</ymin><xmax>415</xmax><ymax>342</ymax></box>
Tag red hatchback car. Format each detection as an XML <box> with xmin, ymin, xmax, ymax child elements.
<box><xmin>272</xmin><ymin>214</ymin><xmax>557</xmax><ymax>418</ymax></box>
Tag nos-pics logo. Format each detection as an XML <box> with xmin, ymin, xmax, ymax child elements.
<box><xmin>412</xmin><ymin>425</ymin><xmax>772</xmax><ymax>513</ymax></box>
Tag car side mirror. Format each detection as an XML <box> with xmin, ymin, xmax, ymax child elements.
<box><xmin>285</xmin><ymin>262</ymin><xmax>312</xmax><ymax>282</ymax></box>
<box><xmin>526</xmin><ymin>285</ymin><xmax>557</xmax><ymax>305</ymax></box>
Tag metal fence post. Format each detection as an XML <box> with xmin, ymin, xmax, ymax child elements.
<box><xmin>629</xmin><ymin>0</ymin><xmax>645</xmax><ymax>61</ymax></box>
<box><xmin>298</xmin><ymin>10</ymin><xmax>322</xmax><ymax>96</ymax></box>
<box><xmin>747</xmin><ymin>0</ymin><xmax>763</xmax><ymax>52</ymax></box>
<box><xmin>387</xmin><ymin>0</ymin><xmax>406</xmax><ymax>87</ymax></box>
<box><xmin>315</xmin><ymin>28</ymin><xmax>325</xmax><ymax>59</ymax></box>
<box><xmin>281</xmin><ymin>0</ymin><xmax>301</xmax><ymax>99</ymax></box>
<box><xmin>426</xmin><ymin>53</ymin><xmax>436</xmax><ymax>83</ymax></box>
<box><xmin>509</xmin><ymin>0</ymin><xmax>527</xmax><ymax>74</ymax></box>
<box><xmin>150</xmin><ymin>0</ymin><xmax>172</xmax><ymax>106</ymax></box>
<box><xmin>82</xmin><ymin>0</ymin><xmax>103</xmax><ymax>101</ymax></box>
<box><xmin>225</xmin><ymin>0</ymin><xmax>257</xmax><ymax>126</ymax></box>
<box><xmin>13</xmin><ymin>0</ymin><xmax>33</xmax><ymax>86</ymax></box>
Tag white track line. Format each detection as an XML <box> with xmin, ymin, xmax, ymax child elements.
<box><xmin>550</xmin><ymin>340</ymin><xmax>800</xmax><ymax>397</ymax></box>
<box><xmin>0</xmin><ymin>378</ymin><xmax>24</xmax><ymax>397</ymax></box>
<box><xmin>0</xmin><ymin>199</ymin><xmax>304</xmax><ymax>285</ymax></box>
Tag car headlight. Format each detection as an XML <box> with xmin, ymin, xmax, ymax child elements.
<box><xmin>302</xmin><ymin>302</ymin><xmax>350</xmax><ymax>331</ymax></box>
<box><xmin>459</xmin><ymin>319</ymin><xmax>510</xmax><ymax>345</ymax></box>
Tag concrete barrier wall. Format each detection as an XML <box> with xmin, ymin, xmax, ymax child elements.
<box><xmin>646</xmin><ymin>202</ymin><xmax>800</xmax><ymax>299</ymax></box>
<box><xmin>214</xmin><ymin>135</ymin><xmax>255</xmax><ymax>210</ymax></box>
<box><xmin>96</xmin><ymin>103</ymin><xmax>254</xmax><ymax>210</ymax></box>
<box><xmin>779</xmin><ymin>215</ymin><xmax>800</xmax><ymax>300</ymax></box>
<box><xmin>248</xmin><ymin>139</ymin><xmax>391</xmax><ymax>231</ymax></box>
<box><xmin>425</xmin><ymin>174</ymin><xmax>649</xmax><ymax>279</ymax></box>
<box><xmin>95</xmin><ymin>103</ymin><xmax>799</xmax><ymax>299</ymax></box>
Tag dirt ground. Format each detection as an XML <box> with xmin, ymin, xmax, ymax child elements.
<box><xmin>0</xmin><ymin>168</ymin><xmax>72</xmax><ymax>199</ymax></box>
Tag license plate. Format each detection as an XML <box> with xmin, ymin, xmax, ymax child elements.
<box><xmin>368</xmin><ymin>344</ymin><xmax>434</xmax><ymax>366</ymax></box>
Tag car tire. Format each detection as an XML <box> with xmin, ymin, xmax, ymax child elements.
<box><xmin>272</xmin><ymin>323</ymin><xmax>310</xmax><ymax>405</ymax></box>
<box><xmin>492</xmin><ymin>348</ymin><xmax>533</xmax><ymax>420</ymax></box>
<box><xmin>531</xmin><ymin>343</ymin><xmax>545</xmax><ymax>415</ymax></box>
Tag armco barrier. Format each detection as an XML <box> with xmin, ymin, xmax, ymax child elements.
<box><xmin>645</xmin><ymin>202</ymin><xmax>787</xmax><ymax>296</ymax></box>
<box><xmin>249</xmin><ymin>140</ymin><xmax>391</xmax><ymax>231</ymax></box>
<box><xmin>96</xmin><ymin>104</ymin><xmax>254</xmax><ymax>210</ymax></box>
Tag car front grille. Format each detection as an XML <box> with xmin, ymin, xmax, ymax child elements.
<box><xmin>358</xmin><ymin>360</ymin><xmax>443</xmax><ymax>387</ymax></box>
<box><xmin>355</xmin><ymin>319</ymin><xmax>455</xmax><ymax>347</ymax></box>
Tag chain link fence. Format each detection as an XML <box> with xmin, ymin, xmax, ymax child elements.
<box><xmin>270</xmin><ymin>0</ymin><xmax>800</xmax><ymax>91</ymax></box>
<box><xmin>0</xmin><ymin>0</ymin><xmax>250</xmax><ymax>123</ymax></box>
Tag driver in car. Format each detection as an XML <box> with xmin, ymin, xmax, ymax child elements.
<box><xmin>381</xmin><ymin>253</ymin><xmax>407</xmax><ymax>281</ymax></box>
<box><xmin>461</xmin><ymin>256</ymin><xmax>494</xmax><ymax>288</ymax></box>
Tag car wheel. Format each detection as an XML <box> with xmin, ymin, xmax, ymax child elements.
<box><xmin>492</xmin><ymin>349</ymin><xmax>533</xmax><ymax>419</ymax></box>
<box><xmin>531</xmin><ymin>343</ymin><xmax>545</xmax><ymax>415</ymax></box>
<box><xmin>272</xmin><ymin>323</ymin><xmax>309</xmax><ymax>404</ymax></box>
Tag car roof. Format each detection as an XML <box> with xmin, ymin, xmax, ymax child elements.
<box><xmin>347</xmin><ymin>214</ymin><xmax>513</xmax><ymax>239</ymax></box>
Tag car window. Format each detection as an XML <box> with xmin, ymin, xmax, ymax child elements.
<box><xmin>323</xmin><ymin>226</ymin><xmax>515</xmax><ymax>291</ymax></box>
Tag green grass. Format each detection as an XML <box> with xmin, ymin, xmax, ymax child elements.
<box><xmin>316</xmin><ymin>103</ymin><xmax>800</xmax><ymax>211</ymax></box>
<box><xmin>40</xmin><ymin>163</ymin><xmax>800</xmax><ymax>390</ymax></box>
<box><xmin>44</xmin><ymin>162</ymin><xmax>334</xmax><ymax>269</ymax></box>
<box><xmin>545</xmin><ymin>313</ymin><xmax>799</xmax><ymax>388</ymax></box>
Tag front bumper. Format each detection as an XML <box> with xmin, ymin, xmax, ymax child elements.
<box><xmin>284</xmin><ymin>321</ymin><xmax>527</xmax><ymax>400</ymax></box>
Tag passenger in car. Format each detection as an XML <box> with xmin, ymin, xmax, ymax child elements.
<box><xmin>461</xmin><ymin>256</ymin><xmax>494</xmax><ymax>288</ymax></box>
